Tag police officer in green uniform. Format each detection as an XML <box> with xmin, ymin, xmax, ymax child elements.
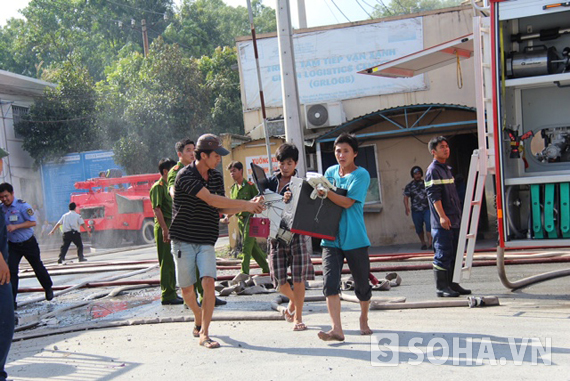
<box><xmin>167</xmin><ymin>138</ymin><xmax>195</xmax><ymax>198</ymax></box>
<box><xmin>150</xmin><ymin>158</ymin><xmax>183</xmax><ymax>305</ymax></box>
<box><xmin>167</xmin><ymin>138</ymin><xmax>226</xmax><ymax>306</ymax></box>
<box><xmin>225</xmin><ymin>161</ymin><xmax>269</xmax><ymax>275</ymax></box>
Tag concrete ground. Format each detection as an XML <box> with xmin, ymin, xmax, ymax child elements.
<box><xmin>5</xmin><ymin>239</ymin><xmax>570</xmax><ymax>380</ymax></box>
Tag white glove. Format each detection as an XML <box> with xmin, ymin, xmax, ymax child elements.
<box><xmin>306</xmin><ymin>173</ymin><xmax>336</xmax><ymax>200</ymax></box>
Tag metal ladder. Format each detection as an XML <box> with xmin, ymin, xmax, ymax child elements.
<box><xmin>452</xmin><ymin>16</ymin><xmax>495</xmax><ymax>283</ymax></box>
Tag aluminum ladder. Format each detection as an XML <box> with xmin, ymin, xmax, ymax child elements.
<box><xmin>453</xmin><ymin>16</ymin><xmax>495</xmax><ymax>283</ymax></box>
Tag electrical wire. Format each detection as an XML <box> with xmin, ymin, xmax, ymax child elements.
<box><xmin>105</xmin><ymin>0</ymin><xmax>168</xmax><ymax>17</ymax></box>
<box><xmin>375</xmin><ymin>0</ymin><xmax>393</xmax><ymax>15</ymax></box>
<box><xmin>355</xmin><ymin>0</ymin><xmax>373</xmax><ymax>18</ymax></box>
<box><xmin>18</xmin><ymin>115</ymin><xmax>95</xmax><ymax>124</ymax></box>
<box><xmin>147</xmin><ymin>25</ymin><xmax>208</xmax><ymax>50</ymax></box>
<box><xmin>360</xmin><ymin>0</ymin><xmax>378</xmax><ymax>12</ymax></box>
<box><xmin>322</xmin><ymin>0</ymin><xmax>340</xmax><ymax>23</ymax></box>
<box><xmin>330</xmin><ymin>0</ymin><xmax>352</xmax><ymax>23</ymax></box>
<box><xmin>393</xmin><ymin>0</ymin><xmax>409</xmax><ymax>13</ymax></box>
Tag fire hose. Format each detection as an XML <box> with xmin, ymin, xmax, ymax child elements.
<box><xmin>496</xmin><ymin>246</ymin><xmax>570</xmax><ymax>290</ymax></box>
<box><xmin>18</xmin><ymin>253</ymin><xmax>570</xmax><ymax>293</ymax></box>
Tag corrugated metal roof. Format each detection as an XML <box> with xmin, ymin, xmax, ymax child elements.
<box><xmin>0</xmin><ymin>69</ymin><xmax>56</xmax><ymax>98</ymax></box>
<box><xmin>315</xmin><ymin>103</ymin><xmax>476</xmax><ymax>142</ymax></box>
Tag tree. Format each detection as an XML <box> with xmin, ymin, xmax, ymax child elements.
<box><xmin>4</xmin><ymin>0</ymin><xmax>274</xmax><ymax>174</ymax></box>
<box><xmin>0</xmin><ymin>18</ymin><xmax>40</xmax><ymax>77</ymax></box>
<box><xmin>198</xmin><ymin>46</ymin><xmax>244</xmax><ymax>136</ymax></box>
<box><xmin>98</xmin><ymin>38</ymin><xmax>209</xmax><ymax>174</ymax></box>
<box><xmin>0</xmin><ymin>0</ymin><xmax>173</xmax><ymax>80</ymax></box>
<box><xmin>371</xmin><ymin>0</ymin><xmax>463</xmax><ymax>18</ymax></box>
<box><xmin>14</xmin><ymin>63</ymin><xmax>100</xmax><ymax>167</ymax></box>
<box><xmin>163</xmin><ymin>0</ymin><xmax>276</xmax><ymax>58</ymax></box>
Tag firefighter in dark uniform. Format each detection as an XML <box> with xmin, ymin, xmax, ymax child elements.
<box><xmin>0</xmin><ymin>182</ymin><xmax>53</xmax><ymax>308</ymax></box>
<box><xmin>424</xmin><ymin>136</ymin><xmax>471</xmax><ymax>297</ymax></box>
<box><xmin>225</xmin><ymin>161</ymin><xmax>269</xmax><ymax>275</ymax></box>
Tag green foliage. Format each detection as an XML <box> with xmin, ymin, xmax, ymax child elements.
<box><xmin>14</xmin><ymin>63</ymin><xmax>100</xmax><ymax>167</ymax></box>
<box><xmin>0</xmin><ymin>0</ymin><xmax>172</xmax><ymax>80</ymax></box>
<box><xmin>198</xmin><ymin>46</ymin><xmax>244</xmax><ymax>136</ymax></box>
<box><xmin>2</xmin><ymin>0</ymin><xmax>275</xmax><ymax>173</ymax></box>
<box><xmin>98</xmin><ymin>38</ymin><xmax>209</xmax><ymax>174</ymax></box>
<box><xmin>371</xmin><ymin>0</ymin><xmax>463</xmax><ymax>18</ymax></box>
<box><xmin>0</xmin><ymin>18</ymin><xmax>39</xmax><ymax>77</ymax></box>
<box><xmin>163</xmin><ymin>0</ymin><xmax>276</xmax><ymax>58</ymax></box>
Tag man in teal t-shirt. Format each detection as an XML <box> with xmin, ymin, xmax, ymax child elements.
<box><xmin>318</xmin><ymin>133</ymin><xmax>372</xmax><ymax>342</ymax></box>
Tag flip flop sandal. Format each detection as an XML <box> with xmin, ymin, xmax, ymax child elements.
<box><xmin>293</xmin><ymin>323</ymin><xmax>307</xmax><ymax>331</ymax></box>
<box><xmin>192</xmin><ymin>325</ymin><xmax>201</xmax><ymax>338</ymax></box>
<box><xmin>283</xmin><ymin>306</ymin><xmax>295</xmax><ymax>323</ymax></box>
<box><xmin>200</xmin><ymin>338</ymin><xmax>220</xmax><ymax>349</ymax></box>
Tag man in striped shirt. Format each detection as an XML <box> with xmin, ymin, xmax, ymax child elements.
<box><xmin>170</xmin><ymin>134</ymin><xmax>265</xmax><ymax>349</ymax></box>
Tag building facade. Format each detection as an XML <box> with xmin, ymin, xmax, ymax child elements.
<box><xmin>228</xmin><ymin>5</ymin><xmax>495</xmax><ymax>246</ymax></box>
<box><xmin>0</xmin><ymin>69</ymin><xmax>56</xmax><ymax>206</ymax></box>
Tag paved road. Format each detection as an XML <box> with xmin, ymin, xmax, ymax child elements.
<box><xmin>5</xmin><ymin>242</ymin><xmax>570</xmax><ymax>380</ymax></box>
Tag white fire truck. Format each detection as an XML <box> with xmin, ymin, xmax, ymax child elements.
<box><xmin>361</xmin><ymin>0</ymin><xmax>570</xmax><ymax>289</ymax></box>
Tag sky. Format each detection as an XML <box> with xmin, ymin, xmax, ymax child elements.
<box><xmin>0</xmin><ymin>0</ymin><xmax>379</xmax><ymax>29</ymax></box>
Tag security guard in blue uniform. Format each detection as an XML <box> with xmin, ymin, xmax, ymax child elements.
<box><xmin>0</xmin><ymin>182</ymin><xmax>53</xmax><ymax>308</ymax></box>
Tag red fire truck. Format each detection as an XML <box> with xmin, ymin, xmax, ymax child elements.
<box><xmin>71</xmin><ymin>174</ymin><xmax>160</xmax><ymax>248</ymax></box>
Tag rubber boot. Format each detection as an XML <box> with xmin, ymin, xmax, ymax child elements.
<box><xmin>434</xmin><ymin>268</ymin><xmax>459</xmax><ymax>297</ymax></box>
<box><xmin>449</xmin><ymin>267</ymin><xmax>471</xmax><ymax>295</ymax></box>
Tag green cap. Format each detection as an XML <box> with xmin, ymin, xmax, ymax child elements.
<box><xmin>0</xmin><ymin>148</ymin><xmax>8</xmax><ymax>159</ymax></box>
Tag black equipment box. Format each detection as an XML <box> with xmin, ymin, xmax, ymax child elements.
<box><xmin>282</xmin><ymin>177</ymin><xmax>347</xmax><ymax>241</ymax></box>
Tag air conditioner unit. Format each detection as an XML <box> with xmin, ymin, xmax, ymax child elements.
<box><xmin>304</xmin><ymin>101</ymin><xmax>346</xmax><ymax>129</ymax></box>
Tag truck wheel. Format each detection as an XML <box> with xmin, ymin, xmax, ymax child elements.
<box><xmin>136</xmin><ymin>219</ymin><xmax>155</xmax><ymax>245</ymax></box>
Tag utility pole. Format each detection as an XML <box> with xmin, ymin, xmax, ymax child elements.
<box><xmin>297</xmin><ymin>0</ymin><xmax>307</xmax><ymax>29</ymax></box>
<box><xmin>246</xmin><ymin>0</ymin><xmax>273</xmax><ymax>170</ymax></box>
<box><xmin>141</xmin><ymin>19</ymin><xmax>149</xmax><ymax>57</ymax></box>
<box><xmin>276</xmin><ymin>0</ymin><xmax>306</xmax><ymax>177</ymax></box>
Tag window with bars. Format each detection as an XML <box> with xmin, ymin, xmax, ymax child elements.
<box><xmin>12</xmin><ymin>105</ymin><xmax>29</xmax><ymax>139</ymax></box>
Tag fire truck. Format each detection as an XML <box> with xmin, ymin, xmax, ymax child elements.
<box><xmin>71</xmin><ymin>174</ymin><xmax>160</xmax><ymax>248</ymax></box>
<box><xmin>361</xmin><ymin>0</ymin><xmax>570</xmax><ymax>288</ymax></box>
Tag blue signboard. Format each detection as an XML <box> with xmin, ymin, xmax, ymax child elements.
<box><xmin>41</xmin><ymin>150</ymin><xmax>123</xmax><ymax>222</ymax></box>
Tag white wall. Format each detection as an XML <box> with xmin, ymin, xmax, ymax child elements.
<box><xmin>238</xmin><ymin>6</ymin><xmax>476</xmax><ymax>136</ymax></box>
<box><xmin>0</xmin><ymin>94</ymin><xmax>43</xmax><ymax>206</ymax></box>
<box><xmin>235</xmin><ymin>6</ymin><xmax>485</xmax><ymax>245</ymax></box>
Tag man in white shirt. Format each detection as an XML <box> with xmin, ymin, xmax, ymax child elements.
<box><xmin>49</xmin><ymin>202</ymin><xmax>91</xmax><ymax>264</ymax></box>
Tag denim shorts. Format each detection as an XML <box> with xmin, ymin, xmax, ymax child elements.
<box><xmin>171</xmin><ymin>240</ymin><xmax>217</xmax><ymax>288</ymax></box>
<box><xmin>411</xmin><ymin>209</ymin><xmax>431</xmax><ymax>234</ymax></box>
